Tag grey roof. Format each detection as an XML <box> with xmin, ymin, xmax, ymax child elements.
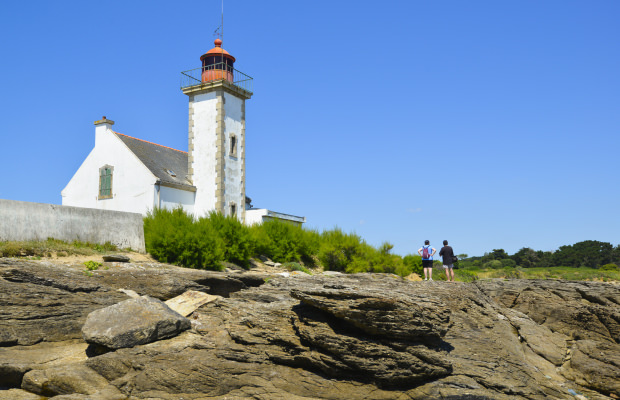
<box><xmin>114</xmin><ymin>132</ymin><xmax>195</xmax><ymax>191</ymax></box>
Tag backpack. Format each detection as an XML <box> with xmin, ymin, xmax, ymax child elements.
<box><xmin>422</xmin><ymin>246</ymin><xmax>430</xmax><ymax>259</ymax></box>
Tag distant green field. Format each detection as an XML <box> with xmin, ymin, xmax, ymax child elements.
<box><xmin>451</xmin><ymin>266</ymin><xmax>620</xmax><ymax>282</ymax></box>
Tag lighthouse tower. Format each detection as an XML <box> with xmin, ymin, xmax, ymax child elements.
<box><xmin>181</xmin><ymin>39</ymin><xmax>253</xmax><ymax>220</ymax></box>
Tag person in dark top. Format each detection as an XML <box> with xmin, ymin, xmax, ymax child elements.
<box><xmin>439</xmin><ymin>240</ymin><xmax>455</xmax><ymax>282</ymax></box>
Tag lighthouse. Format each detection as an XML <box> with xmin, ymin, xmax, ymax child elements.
<box><xmin>63</xmin><ymin>38</ymin><xmax>303</xmax><ymax>226</ymax></box>
<box><xmin>181</xmin><ymin>39</ymin><xmax>253</xmax><ymax>221</ymax></box>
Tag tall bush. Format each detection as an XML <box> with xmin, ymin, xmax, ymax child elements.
<box><xmin>249</xmin><ymin>219</ymin><xmax>320</xmax><ymax>265</ymax></box>
<box><xmin>402</xmin><ymin>254</ymin><xmax>423</xmax><ymax>276</ymax></box>
<box><xmin>203</xmin><ymin>211</ymin><xmax>253</xmax><ymax>267</ymax></box>
<box><xmin>318</xmin><ymin>228</ymin><xmax>366</xmax><ymax>272</ymax></box>
<box><xmin>483</xmin><ymin>260</ymin><xmax>503</xmax><ymax>269</ymax></box>
<box><xmin>144</xmin><ymin>207</ymin><xmax>195</xmax><ymax>265</ymax></box>
<box><xmin>347</xmin><ymin>242</ymin><xmax>407</xmax><ymax>275</ymax></box>
<box><xmin>144</xmin><ymin>207</ymin><xmax>225</xmax><ymax>270</ymax></box>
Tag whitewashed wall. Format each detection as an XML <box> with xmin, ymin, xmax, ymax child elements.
<box><xmin>223</xmin><ymin>92</ymin><xmax>244</xmax><ymax>219</ymax></box>
<box><xmin>245</xmin><ymin>209</ymin><xmax>306</xmax><ymax>226</ymax></box>
<box><xmin>190</xmin><ymin>92</ymin><xmax>218</xmax><ymax>218</ymax></box>
<box><xmin>245</xmin><ymin>209</ymin><xmax>268</xmax><ymax>225</ymax></box>
<box><xmin>0</xmin><ymin>199</ymin><xmax>145</xmax><ymax>252</ymax></box>
<box><xmin>61</xmin><ymin>124</ymin><xmax>157</xmax><ymax>214</ymax></box>
<box><xmin>158</xmin><ymin>185</ymin><xmax>195</xmax><ymax>214</ymax></box>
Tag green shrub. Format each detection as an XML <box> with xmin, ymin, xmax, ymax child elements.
<box><xmin>83</xmin><ymin>261</ymin><xmax>102</xmax><ymax>271</ymax></box>
<box><xmin>71</xmin><ymin>240</ymin><xmax>118</xmax><ymax>253</ymax></box>
<box><xmin>433</xmin><ymin>266</ymin><xmax>447</xmax><ymax>281</ymax></box>
<box><xmin>455</xmin><ymin>269</ymin><xmax>478</xmax><ymax>282</ymax></box>
<box><xmin>483</xmin><ymin>260</ymin><xmax>503</xmax><ymax>269</ymax></box>
<box><xmin>250</xmin><ymin>219</ymin><xmax>320</xmax><ymax>265</ymax></box>
<box><xmin>283</xmin><ymin>262</ymin><xmax>311</xmax><ymax>274</ymax></box>
<box><xmin>501</xmin><ymin>259</ymin><xmax>516</xmax><ymax>268</ymax></box>
<box><xmin>93</xmin><ymin>242</ymin><xmax>118</xmax><ymax>252</ymax></box>
<box><xmin>486</xmin><ymin>267</ymin><xmax>523</xmax><ymax>279</ymax></box>
<box><xmin>600</xmin><ymin>263</ymin><xmax>619</xmax><ymax>271</ymax></box>
<box><xmin>401</xmin><ymin>254</ymin><xmax>423</xmax><ymax>277</ymax></box>
<box><xmin>203</xmin><ymin>211</ymin><xmax>253</xmax><ymax>267</ymax></box>
<box><xmin>144</xmin><ymin>207</ymin><xmax>225</xmax><ymax>270</ymax></box>
<box><xmin>145</xmin><ymin>207</ymin><xmax>194</xmax><ymax>265</ymax></box>
<box><xmin>0</xmin><ymin>242</ymin><xmax>22</xmax><ymax>257</ymax></box>
<box><xmin>318</xmin><ymin>228</ymin><xmax>366</xmax><ymax>272</ymax></box>
<box><xmin>181</xmin><ymin>219</ymin><xmax>225</xmax><ymax>270</ymax></box>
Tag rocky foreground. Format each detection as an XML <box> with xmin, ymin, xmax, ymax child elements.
<box><xmin>0</xmin><ymin>258</ymin><xmax>618</xmax><ymax>400</ymax></box>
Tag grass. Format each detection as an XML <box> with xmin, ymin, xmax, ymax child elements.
<box><xmin>0</xmin><ymin>238</ymin><xmax>121</xmax><ymax>258</ymax></box>
<box><xmin>283</xmin><ymin>262</ymin><xmax>312</xmax><ymax>275</ymax></box>
<box><xmin>461</xmin><ymin>266</ymin><xmax>620</xmax><ymax>282</ymax></box>
<box><xmin>2</xmin><ymin>238</ymin><xmax>617</xmax><ymax>283</ymax></box>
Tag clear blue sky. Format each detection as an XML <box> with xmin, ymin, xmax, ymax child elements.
<box><xmin>1</xmin><ymin>1</ymin><xmax>618</xmax><ymax>257</ymax></box>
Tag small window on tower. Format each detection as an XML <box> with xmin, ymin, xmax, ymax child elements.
<box><xmin>99</xmin><ymin>165</ymin><xmax>113</xmax><ymax>199</ymax></box>
<box><xmin>230</xmin><ymin>134</ymin><xmax>237</xmax><ymax>157</ymax></box>
<box><xmin>230</xmin><ymin>202</ymin><xmax>237</xmax><ymax>217</ymax></box>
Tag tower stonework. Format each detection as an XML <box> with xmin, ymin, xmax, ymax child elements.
<box><xmin>181</xmin><ymin>39</ymin><xmax>252</xmax><ymax>220</ymax></box>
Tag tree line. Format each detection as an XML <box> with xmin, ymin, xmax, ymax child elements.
<box><xmin>460</xmin><ymin>240</ymin><xmax>620</xmax><ymax>270</ymax></box>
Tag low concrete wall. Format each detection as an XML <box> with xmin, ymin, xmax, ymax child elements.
<box><xmin>0</xmin><ymin>199</ymin><xmax>145</xmax><ymax>252</ymax></box>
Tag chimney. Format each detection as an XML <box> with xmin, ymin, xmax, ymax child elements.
<box><xmin>94</xmin><ymin>116</ymin><xmax>115</xmax><ymax>145</ymax></box>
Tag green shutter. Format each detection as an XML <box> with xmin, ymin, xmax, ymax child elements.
<box><xmin>100</xmin><ymin>167</ymin><xmax>112</xmax><ymax>197</ymax></box>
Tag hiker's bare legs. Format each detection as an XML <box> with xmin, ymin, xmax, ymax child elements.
<box><xmin>444</xmin><ymin>267</ymin><xmax>455</xmax><ymax>281</ymax></box>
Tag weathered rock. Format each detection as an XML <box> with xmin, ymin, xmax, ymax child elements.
<box><xmin>0</xmin><ymin>259</ymin><xmax>128</xmax><ymax>346</ymax></box>
<box><xmin>290</xmin><ymin>287</ymin><xmax>450</xmax><ymax>342</ymax></box>
<box><xmin>165</xmin><ymin>290</ymin><xmax>219</xmax><ymax>317</ymax></box>
<box><xmin>21</xmin><ymin>363</ymin><xmax>109</xmax><ymax>397</ymax></box>
<box><xmin>102</xmin><ymin>254</ymin><xmax>130</xmax><ymax>262</ymax></box>
<box><xmin>0</xmin><ymin>389</ymin><xmax>42</xmax><ymax>400</ymax></box>
<box><xmin>1</xmin><ymin>258</ymin><xmax>619</xmax><ymax>400</ymax></box>
<box><xmin>561</xmin><ymin>339</ymin><xmax>620</xmax><ymax>396</ymax></box>
<box><xmin>0</xmin><ymin>340</ymin><xmax>88</xmax><ymax>388</ymax></box>
<box><xmin>116</xmin><ymin>288</ymin><xmax>140</xmax><ymax>298</ymax></box>
<box><xmin>476</xmin><ymin>279</ymin><xmax>620</xmax><ymax>398</ymax></box>
<box><xmin>81</xmin><ymin>296</ymin><xmax>191</xmax><ymax>349</ymax></box>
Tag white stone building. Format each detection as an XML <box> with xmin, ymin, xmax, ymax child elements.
<box><xmin>62</xmin><ymin>40</ymin><xmax>305</xmax><ymax>226</ymax></box>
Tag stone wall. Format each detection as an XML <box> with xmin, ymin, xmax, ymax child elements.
<box><xmin>0</xmin><ymin>199</ymin><xmax>145</xmax><ymax>251</ymax></box>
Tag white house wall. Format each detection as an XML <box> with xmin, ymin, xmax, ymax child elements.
<box><xmin>245</xmin><ymin>209</ymin><xmax>268</xmax><ymax>226</ymax></box>
<box><xmin>190</xmin><ymin>91</ymin><xmax>218</xmax><ymax>218</ymax></box>
<box><xmin>245</xmin><ymin>208</ymin><xmax>306</xmax><ymax>226</ymax></box>
<box><xmin>158</xmin><ymin>185</ymin><xmax>195</xmax><ymax>214</ymax></box>
<box><xmin>61</xmin><ymin>126</ymin><xmax>157</xmax><ymax>214</ymax></box>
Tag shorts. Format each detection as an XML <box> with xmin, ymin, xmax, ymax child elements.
<box><xmin>443</xmin><ymin>264</ymin><xmax>454</xmax><ymax>269</ymax></box>
<box><xmin>422</xmin><ymin>260</ymin><xmax>433</xmax><ymax>269</ymax></box>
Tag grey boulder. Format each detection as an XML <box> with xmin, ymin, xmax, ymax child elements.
<box><xmin>102</xmin><ymin>254</ymin><xmax>130</xmax><ymax>262</ymax></box>
<box><xmin>81</xmin><ymin>296</ymin><xmax>190</xmax><ymax>349</ymax></box>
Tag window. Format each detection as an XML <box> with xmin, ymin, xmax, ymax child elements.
<box><xmin>230</xmin><ymin>202</ymin><xmax>237</xmax><ymax>217</ymax></box>
<box><xmin>229</xmin><ymin>134</ymin><xmax>237</xmax><ymax>157</ymax></box>
<box><xmin>165</xmin><ymin>168</ymin><xmax>176</xmax><ymax>177</ymax></box>
<box><xmin>99</xmin><ymin>165</ymin><xmax>113</xmax><ymax>199</ymax></box>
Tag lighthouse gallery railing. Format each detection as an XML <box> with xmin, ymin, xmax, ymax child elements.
<box><xmin>180</xmin><ymin>63</ymin><xmax>253</xmax><ymax>94</ymax></box>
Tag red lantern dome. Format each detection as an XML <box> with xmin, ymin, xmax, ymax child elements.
<box><xmin>200</xmin><ymin>39</ymin><xmax>236</xmax><ymax>83</ymax></box>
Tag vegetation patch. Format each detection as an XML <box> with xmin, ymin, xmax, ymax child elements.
<box><xmin>83</xmin><ymin>260</ymin><xmax>102</xmax><ymax>271</ymax></box>
<box><xmin>143</xmin><ymin>208</ymin><xmax>423</xmax><ymax>276</ymax></box>
<box><xmin>0</xmin><ymin>238</ymin><xmax>119</xmax><ymax>258</ymax></box>
<box><xmin>3</xmin><ymin>213</ymin><xmax>617</xmax><ymax>283</ymax></box>
<box><xmin>283</xmin><ymin>262</ymin><xmax>312</xmax><ymax>275</ymax></box>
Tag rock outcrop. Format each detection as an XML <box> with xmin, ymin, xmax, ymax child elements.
<box><xmin>0</xmin><ymin>257</ymin><xmax>618</xmax><ymax>399</ymax></box>
<box><xmin>81</xmin><ymin>296</ymin><xmax>191</xmax><ymax>349</ymax></box>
